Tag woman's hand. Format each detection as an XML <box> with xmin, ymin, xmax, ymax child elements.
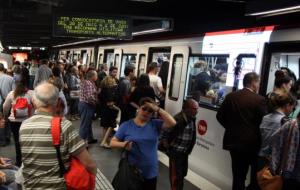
<box><xmin>144</xmin><ymin>102</ymin><xmax>159</xmax><ymax>112</ymax></box>
<box><xmin>124</xmin><ymin>141</ymin><xmax>132</xmax><ymax>151</ymax></box>
<box><xmin>0</xmin><ymin>158</ymin><xmax>12</xmax><ymax>169</ymax></box>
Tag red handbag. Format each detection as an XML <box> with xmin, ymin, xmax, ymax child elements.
<box><xmin>51</xmin><ymin>117</ymin><xmax>95</xmax><ymax>190</ymax></box>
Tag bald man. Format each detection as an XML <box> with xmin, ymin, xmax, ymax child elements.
<box><xmin>161</xmin><ymin>99</ymin><xmax>199</xmax><ymax>190</ymax></box>
<box><xmin>19</xmin><ymin>82</ymin><xmax>96</xmax><ymax>189</ymax></box>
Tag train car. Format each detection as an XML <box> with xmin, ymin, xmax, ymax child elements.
<box><xmin>58</xmin><ymin>47</ymin><xmax>95</xmax><ymax>66</ymax></box>
<box><xmin>57</xmin><ymin>25</ymin><xmax>300</xmax><ymax>190</ymax></box>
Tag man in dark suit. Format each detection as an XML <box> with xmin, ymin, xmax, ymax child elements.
<box><xmin>216</xmin><ymin>72</ymin><xmax>267</xmax><ymax>190</ymax></box>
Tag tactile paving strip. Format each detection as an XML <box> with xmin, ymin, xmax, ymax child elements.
<box><xmin>96</xmin><ymin>169</ymin><xmax>115</xmax><ymax>190</ymax></box>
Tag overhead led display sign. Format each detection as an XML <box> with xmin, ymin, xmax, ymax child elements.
<box><xmin>53</xmin><ymin>14</ymin><xmax>132</xmax><ymax>39</ymax></box>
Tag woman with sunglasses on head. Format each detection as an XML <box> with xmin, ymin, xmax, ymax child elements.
<box><xmin>110</xmin><ymin>97</ymin><xmax>176</xmax><ymax>190</ymax></box>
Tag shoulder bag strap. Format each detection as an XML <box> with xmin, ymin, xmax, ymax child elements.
<box><xmin>51</xmin><ymin>117</ymin><xmax>66</xmax><ymax>177</ymax></box>
<box><xmin>278</xmin><ymin>120</ymin><xmax>296</xmax><ymax>174</ymax></box>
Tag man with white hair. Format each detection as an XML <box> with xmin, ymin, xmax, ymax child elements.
<box><xmin>19</xmin><ymin>82</ymin><xmax>96</xmax><ymax>189</ymax></box>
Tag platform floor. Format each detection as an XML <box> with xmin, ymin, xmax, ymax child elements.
<box><xmin>0</xmin><ymin>119</ymin><xmax>200</xmax><ymax>190</ymax></box>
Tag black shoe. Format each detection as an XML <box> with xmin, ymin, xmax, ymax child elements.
<box><xmin>88</xmin><ymin>139</ymin><xmax>98</xmax><ymax>144</ymax></box>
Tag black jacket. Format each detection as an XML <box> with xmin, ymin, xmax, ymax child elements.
<box><xmin>216</xmin><ymin>88</ymin><xmax>267</xmax><ymax>152</ymax></box>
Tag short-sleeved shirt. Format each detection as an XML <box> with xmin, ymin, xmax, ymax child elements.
<box><xmin>148</xmin><ymin>74</ymin><xmax>163</xmax><ymax>99</ymax></box>
<box><xmin>20</xmin><ymin>112</ymin><xmax>86</xmax><ymax>190</ymax></box>
<box><xmin>115</xmin><ymin>119</ymin><xmax>163</xmax><ymax>179</ymax></box>
<box><xmin>0</xmin><ymin>73</ymin><xmax>14</xmax><ymax>104</ymax></box>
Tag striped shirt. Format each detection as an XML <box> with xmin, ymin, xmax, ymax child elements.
<box><xmin>20</xmin><ymin>112</ymin><xmax>85</xmax><ymax>190</ymax></box>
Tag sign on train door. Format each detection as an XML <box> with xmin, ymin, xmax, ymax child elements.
<box><xmin>165</xmin><ymin>46</ymin><xmax>189</xmax><ymax>116</ymax></box>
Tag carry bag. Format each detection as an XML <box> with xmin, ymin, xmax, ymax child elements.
<box><xmin>112</xmin><ymin>142</ymin><xmax>144</xmax><ymax>190</ymax></box>
<box><xmin>51</xmin><ymin>117</ymin><xmax>95</xmax><ymax>190</ymax></box>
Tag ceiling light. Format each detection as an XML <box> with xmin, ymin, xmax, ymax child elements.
<box><xmin>246</xmin><ymin>5</ymin><xmax>300</xmax><ymax>17</ymax></box>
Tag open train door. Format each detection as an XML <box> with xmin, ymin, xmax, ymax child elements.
<box><xmin>114</xmin><ymin>48</ymin><xmax>123</xmax><ymax>77</ymax></box>
<box><xmin>136</xmin><ymin>47</ymin><xmax>148</xmax><ymax>77</ymax></box>
<box><xmin>165</xmin><ymin>46</ymin><xmax>190</xmax><ymax>116</ymax></box>
<box><xmin>96</xmin><ymin>48</ymin><xmax>104</xmax><ymax>70</ymax></box>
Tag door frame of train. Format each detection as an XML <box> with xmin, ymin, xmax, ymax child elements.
<box><xmin>165</xmin><ymin>46</ymin><xmax>190</xmax><ymax>116</ymax></box>
<box><xmin>114</xmin><ymin>48</ymin><xmax>123</xmax><ymax>77</ymax></box>
<box><xmin>136</xmin><ymin>47</ymin><xmax>149</xmax><ymax>77</ymax></box>
<box><xmin>96</xmin><ymin>48</ymin><xmax>104</xmax><ymax>70</ymax></box>
<box><xmin>260</xmin><ymin>41</ymin><xmax>300</xmax><ymax>95</ymax></box>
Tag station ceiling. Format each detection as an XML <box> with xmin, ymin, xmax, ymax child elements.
<box><xmin>0</xmin><ymin>0</ymin><xmax>300</xmax><ymax>48</ymax></box>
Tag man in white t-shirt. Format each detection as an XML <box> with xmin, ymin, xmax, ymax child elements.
<box><xmin>148</xmin><ymin>62</ymin><xmax>166</xmax><ymax>107</ymax></box>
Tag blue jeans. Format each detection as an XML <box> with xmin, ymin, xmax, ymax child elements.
<box><xmin>78</xmin><ymin>101</ymin><xmax>95</xmax><ymax>141</ymax></box>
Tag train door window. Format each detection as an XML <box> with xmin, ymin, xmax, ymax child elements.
<box><xmin>104</xmin><ymin>49</ymin><xmax>114</xmax><ymax>68</ymax></box>
<box><xmin>98</xmin><ymin>54</ymin><xmax>103</xmax><ymax>65</ymax></box>
<box><xmin>148</xmin><ymin>47</ymin><xmax>171</xmax><ymax>73</ymax></box>
<box><xmin>266</xmin><ymin>52</ymin><xmax>300</xmax><ymax>94</ymax></box>
<box><xmin>185</xmin><ymin>54</ymin><xmax>230</xmax><ymax>108</ymax></box>
<box><xmin>120</xmin><ymin>54</ymin><xmax>136</xmax><ymax>77</ymax></box>
<box><xmin>114</xmin><ymin>54</ymin><xmax>120</xmax><ymax>67</ymax></box>
<box><xmin>138</xmin><ymin>54</ymin><xmax>146</xmax><ymax>77</ymax></box>
<box><xmin>169</xmin><ymin>54</ymin><xmax>183</xmax><ymax>100</ymax></box>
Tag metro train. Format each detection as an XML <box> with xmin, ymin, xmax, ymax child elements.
<box><xmin>57</xmin><ymin>25</ymin><xmax>300</xmax><ymax>190</ymax></box>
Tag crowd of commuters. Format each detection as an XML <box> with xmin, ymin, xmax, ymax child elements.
<box><xmin>0</xmin><ymin>58</ymin><xmax>201</xmax><ymax>190</ymax></box>
<box><xmin>1</xmin><ymin>56</ymin><xmax>300</xmax><ymax>190</ymax></box>
<box><xmin>217</xmin><ymin>68</ymin><xmax>300</xmax><ymax>190</ymax></box>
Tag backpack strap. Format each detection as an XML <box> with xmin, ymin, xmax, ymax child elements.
<box><xmin>51</xmin><ymin>117</ymin><xmax>66</xmax><ymax>177</ymax></box>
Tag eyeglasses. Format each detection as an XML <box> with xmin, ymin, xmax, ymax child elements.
<box><xmin>141</xmin><ymin>107</ymin><xmax>154</xmax><ymax>114</ymax></box>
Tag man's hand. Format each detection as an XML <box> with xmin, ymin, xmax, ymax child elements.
<box><xmin>0</xmin><ymin>118</ymin><xmax>5</xmax><ymax>129</ymax></box>
<box><xmin>0</xmin><ymin>171</ymin><xmax>6</xmax><ymax>184</ymax></box>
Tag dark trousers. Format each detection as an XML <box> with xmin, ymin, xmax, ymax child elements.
<box><xmin>169</xmin><ymin>152</ymin><xmax>188</xmax><ymax>190</ymax></box>
<box><xmin>69</xmin><ymin>98</ymin><xmax>79</xmax><ymax>115</ymax></box>
<box><xmin>9</xmin><ymin>121</ymin><xmax>22</xmax><ymax>167</ymax></box>
<box><xmin>78</xmin><ymin>102</ymin><xmax>95</xmax><ymax>141</ymax></box>
<box><xmin>283</xmin><ymin>179</ymin><xmax>300</xmax><ymax>190</ymax></box>
<box><xmin>0</xmin><ymin>120</ymin><xmax>10</xmax><ymax>145</ymax></box>
<box><xmin>230</xmin><ymin>150</ymin><xmax>260</xmax><ymax>190</ymax></box>
<box><xmin>142</xmin><ymin>177</ymin><xmax>157</xmax><ymax>190</ymax></box>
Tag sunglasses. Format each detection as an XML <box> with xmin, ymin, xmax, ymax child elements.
<box><xmin>141</xmin><ymin>107</ymin><xmax>154</xmax><ymax>114</ymax></box>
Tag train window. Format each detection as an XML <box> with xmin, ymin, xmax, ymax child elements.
<box><xmin>185</xmin><ymin>54</ymin><xmax>230</xmax><ymax>108</ymax></box>
<box><xmin>114</xmin><ymin>54</ymin><xmax>120</xmax><ymax>67</ymax></box>
<box><xmin>120</xmin><ymin>54</ymin><xmax>136</xmax><ymax>77</ymax></box>
<box><xmin>104</xmin><ymin>49</ymin><xmax>114</xmax><ymax>68</ymax></box>
<box><xmin>98</xmin><ymin>54</ymin><xmax>103</xmax><ymax>65</ymax></box>
<box><xmin>169</xmin><ymin>54</ymin><xmax>183</xmax><ymax>100</ymax></box>
<box><xmin>138</xmin><ymin>54</ymin><xmax>146</xmax><ymax>77</ymax></box>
